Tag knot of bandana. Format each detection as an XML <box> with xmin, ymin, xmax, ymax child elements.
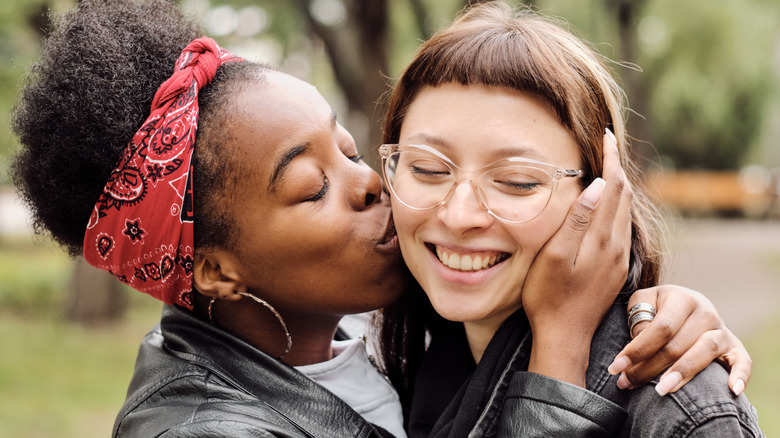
<box><xmin>83</xmin><ymin>37</ymin><xmax>241</xmax><ymax>310</ymax></box>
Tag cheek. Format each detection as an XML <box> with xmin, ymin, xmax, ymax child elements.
<box><xmin>509</xmin><ymin>188</ymin><xmax>581</xmax><ymax>256</ymax></box>
<box><xmin>391</xmin><ymin>203</ymin><xmax>427</xmax><ymax>269</ymax></box>
<box><xmin>391</xmin><ymin>202</ymin><xmax>417</xmax><ymax>244</ymax></box>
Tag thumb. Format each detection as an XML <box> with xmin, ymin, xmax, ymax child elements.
<box><xmin>563</xmin><ymin>177</ymin><xmax>605</xmax><ymax>234</ymax></box>
<box><xmin>539</xmin><ymin>177</ymin><xmax>606</xmax><ymax>263</ymax></box>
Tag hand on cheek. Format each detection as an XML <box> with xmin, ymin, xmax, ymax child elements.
<box><xmin>525</xmin><ymin>130</ymin><xmax>633</xmax><ymax>387</ymax></box>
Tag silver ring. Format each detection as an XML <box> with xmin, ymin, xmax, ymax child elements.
<box><xmin>628</xmin><ymin>311</ymin><xmax>655</xmax><ymax>337</ymax></box>
<box><xmin>628</xmin><ymin>302</ymin><xmax>656</xmax><ymax>318</ymax></box>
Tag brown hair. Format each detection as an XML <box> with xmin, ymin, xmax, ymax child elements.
<box><xmin>377</xmin><ymin>0</ymin><xmax>664</xmax><ymax>405</ymax></box>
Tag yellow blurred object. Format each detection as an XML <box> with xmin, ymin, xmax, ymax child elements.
<box><xmin>646</xmin><ymin>170</ymin><xmax>776</xmax><ymax>216</ymax></box>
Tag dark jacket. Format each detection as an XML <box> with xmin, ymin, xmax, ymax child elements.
<box><xmin>410</xmin><ymin>304</ymin><xmax>763</xmax><ymax>437</ymax></box>
<box><xmin>113</xmin><ymin>305</ymin><xmax>395</xmax><ymax>438</ymax></box>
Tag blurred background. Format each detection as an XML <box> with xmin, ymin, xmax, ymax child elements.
<box><xmin>1</xmin><ymin>0</ymin><xmax>778</xmax><ymax>436</ymax></box>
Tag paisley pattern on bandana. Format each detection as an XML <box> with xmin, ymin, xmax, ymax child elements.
<box><xmin>83</xmin><ymin>38</ymin><xmax>242</xmax><ymax>310</ymax></box>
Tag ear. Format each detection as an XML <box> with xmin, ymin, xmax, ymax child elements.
<box><xmin>193</xmin><ymin>250</ymin><xmax>244</xmax><ymax>302</ymax></box>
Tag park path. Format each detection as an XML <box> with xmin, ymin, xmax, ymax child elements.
<box><xmin>661</xmin><ymin>217</ymin><xmax>780</xmax><ymax>336</ymax></box>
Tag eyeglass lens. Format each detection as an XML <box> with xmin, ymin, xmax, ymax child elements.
<box><xmin>384</xmin><ymin>149</ymin><xmax>556</xmax><ymax>223</ymax></box>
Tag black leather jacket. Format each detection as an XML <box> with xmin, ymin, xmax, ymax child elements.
<box><xmin>410</xmin><ymin>304</ymin><xmax>763</xmax><ymax>437</ymax></box>
<box><xmin>496</xmin><ymin>304</ymin><xmax>763</xmax><ymax>437</ymax></box>
<box><xmin>113</xmin><ymin>305</ymin><xmax>395</xmax><ymax>437</ymax></box>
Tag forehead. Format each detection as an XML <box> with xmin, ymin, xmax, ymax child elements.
<box><xmin>236</xmin><ymin>72</ymin><xmax>332</xmax><ymax>137</ymax></box>
<box><xmin>400</xmin><ymin>84</ymin><xmax>579</xmax><ymax>167</ymax></box>
<box><xmin>228</xmin><ymin>72</ymin><xmax>334</xmax><ymax>177</ymax></box>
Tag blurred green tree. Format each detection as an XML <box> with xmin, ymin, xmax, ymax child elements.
<box><xmin>0</xmin><ymin>0</ymin><xmax>64</xmax><ymax>185</ymax></box>
<box><xmin>4</xmin><ymin>0</ymin><xmax>777</xmax><ymax>176</ymax></box>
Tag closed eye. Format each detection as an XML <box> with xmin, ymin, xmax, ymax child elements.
<box><xmin>306</xmin><ymin>175</ymin><xmax>329</xmax><ymax>202</ymax></box>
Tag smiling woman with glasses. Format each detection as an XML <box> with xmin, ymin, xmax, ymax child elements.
<box><xmin>380</xmin><ymin>143</ymin><xmax>582</xmax><ymax>223</ymax></box>
<box><xmin>375</xmin><ymin>1</ymin><xmax>763</xmax><ymax>437</ymax></box>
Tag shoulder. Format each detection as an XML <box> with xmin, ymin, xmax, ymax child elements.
<box><xmin>587</xmin><ymin>306</ymin><xmax>763</xmax><ymax>437</ymax></box>
<box><xmin>618</xmin><ymin>363</ymin><xmax>763</xmax><ymax>437</ymax></box>
<box><xmin>113</xmin><ymin>328</ymin><xmax>298</xmax><ymax>437</ymax></box>
<box><xmin>114</xmin><ymin>355</ymin><xmax>311</xmax><ymax>437</ymax></box>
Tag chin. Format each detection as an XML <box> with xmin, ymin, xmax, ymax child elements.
<box><xmin>429</xmin><ymin>296</ymin><xmax>490</xmax><ymax>323</ymax></box>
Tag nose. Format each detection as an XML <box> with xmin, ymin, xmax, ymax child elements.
<box><xmin>436</xmin><ymin>181</ymin><xmax>494</xmax><ymax>234</ymax></box>
<box><xmin>347</xmin><ymin>161</ymin><xmax>383</xmax><ymax>210</ymax></box>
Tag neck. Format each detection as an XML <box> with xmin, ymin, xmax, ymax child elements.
<box><xmin>196</xmin><ymin>293</ymin><xmax>341</xmax><ymax>366</ymax></box>
<box><xmin>462</xmin><ymin>315</ymin><xmax>506</xmax><ymax>364</ymax></box>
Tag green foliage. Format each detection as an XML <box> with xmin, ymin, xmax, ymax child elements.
<box><xmin>0</xmin><ymin>297</ymin><xmax>162</xmax><ymax>438</ymax></box>
<box><xmin>641</xmin><ymin>0</ymin><xmax>776</xmax><ymax>170</ymax></box>
<box><xmin>0</xmin><ymin>0</ymin><xmax>67</xmax><ymax>185</ymax></box>
<box><xmin>4</xmin><ymin>0</ymin><xmax>777</xmax><ymax>181</ymax></box>
<box><xmin>533</xmin><ymin>0</ymin><xmax>778</xmax><ymax>170</ymax></box>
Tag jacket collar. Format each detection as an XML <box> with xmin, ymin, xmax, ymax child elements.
<box><xmin>586</xmin><ymin>304</ymin><xmax>632</xmax><ymax>394</ymax></box>
<box><xmin>409</xmin><ymin>304</ymin><xmax>630</xmax><ymax>437</ymax></box>
<box><xmin>160</xmin><ymin>304</ymin><xmax>387</xmax><ymax>438</ymax></box>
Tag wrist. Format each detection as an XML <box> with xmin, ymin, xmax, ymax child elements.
<box><xmin>528</xmin><ymin>333</ymin><xmax>593</xmax><ymax>387</ymax></box>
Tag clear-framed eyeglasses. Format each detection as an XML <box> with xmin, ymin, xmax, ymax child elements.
<box><xmin>379</xmin><ymin>143</ymin><xmax>583</xmax><ymax>224</ymax></box>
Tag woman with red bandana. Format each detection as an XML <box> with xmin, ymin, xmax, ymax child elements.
<box><xmin>10</xmin><ymin>0</ymin><xmax>755</xmax><ymax>436</ymax></box>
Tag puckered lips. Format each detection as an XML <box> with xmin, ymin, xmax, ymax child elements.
<box><xmin>427</xmin><ymin>243</ymin><xmax>510</xmax><ymax>272</ymax></box>
<box><xmin>378</xmin><ymin>214</ymin><xmax>399</xmax><ymax>248</ymax></box>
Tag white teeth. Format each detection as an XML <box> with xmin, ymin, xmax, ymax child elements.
<box><xmin>447</xmin><ymin>253</ymin><xmax>461</xmax><ymax>269</ymax></box>
<box><xmin>460</xmin><ymin>255</ymin><xmax>472</xmax><ymax>271</ymax></box>
<box><xmin>435</xmin><ymin>246</ymin><xmax>505</xmax><ymax>271</ymax></box>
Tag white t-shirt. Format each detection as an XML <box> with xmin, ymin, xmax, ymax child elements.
<box><xmin>296</xmin><ymin>337</ymin><xmax>407</xmax><ymax>438</ymax></box>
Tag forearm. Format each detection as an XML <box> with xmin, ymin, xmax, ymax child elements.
<box><xmin>527</xmin><ymin>328</ymin><xmax>593</xmax><ymax>388</ymax></box>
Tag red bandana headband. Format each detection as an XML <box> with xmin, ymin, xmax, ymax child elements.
<box><xmin>83</xmin><ymin>37</ymin><xmax>241</xmax><ymax>310</ymax></box>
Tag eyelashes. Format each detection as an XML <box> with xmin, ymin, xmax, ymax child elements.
<box><xmin>305</xmin><ymin>153</ymin><xmax>360</xmax><ymax>203</ymax></box>
<box><xmin>307</xmin><ymin>175</ymin><xmax>329</xmax><ymax>202</ymax></box>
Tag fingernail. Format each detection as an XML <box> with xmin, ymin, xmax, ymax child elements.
<box><xmin>605</xmin><ymin>128</ymin><xmax>617</xmax><ymax>144</ymax></box>
<box><xmin>617</xmin><ymin>373</ymin><xmax>631</xmax><ymax>390</ymax></box>
<box><xmin>732</xmin><ymin>378</ymin><xmax>745</xmax><ymax>396</ymax></box>
<box><xmin>582</xmin><ymin>178</ymin><xmax>606</xmax><ymax>208</ymax></box>
<box><xmin>608</xmin><ymin>356</ymin><xmax>631</xmax><ymax>375</ymax></box>
<box><xmin>655</xmin><ymin>371</ymin><xmax>682</xmax><ymax>396</ymax></box>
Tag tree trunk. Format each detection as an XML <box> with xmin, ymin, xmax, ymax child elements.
<box><xmin>606</xmin><ymin>0</ymin><xmax>653</xmax><ymax>166</ymax></box>
<box><xmin>65</xmin><ymin>257</ymin><xmax>126</xmax><ymax>324</ymax></box>
<box><xmin>294</xmin><ymin>0</ymin><xmax>389</xmax><ymax>170</ymax></box>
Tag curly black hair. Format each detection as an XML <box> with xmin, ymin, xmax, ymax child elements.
<box><xmin>11</xmin><ymin>0</ymin><xmax>269</xmax><ymax>256</ymax></box>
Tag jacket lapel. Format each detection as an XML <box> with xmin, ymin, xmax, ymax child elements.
<box><xmin>161</xmin><ymin>305</ymin><xmax>389</xmax><ymax>438</ymax></box>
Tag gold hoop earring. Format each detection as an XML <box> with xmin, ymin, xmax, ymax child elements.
<box><xmin>208</xmin><ymin>292</ymin><xmax>292</xmax><ymax>359</ymax></box>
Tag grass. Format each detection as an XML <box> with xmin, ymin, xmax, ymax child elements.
<box><xmin>0</xmin><ymin>301</ymin><xmax>161</xmax><ymax>438</ymax></box>
<box><xmin>0</xmin><ymin>237</ymin><xmax>778</xmax><ymax>436</ymax></box>
<box><xmin>744</xmin><ymin>313</ymin><xmax>780</xmax><ymax>436</ymax></box>
<box><xmin>0</xmin><ymin>237</ymin><xmax>162</xmax><ymax>438</ymax></box>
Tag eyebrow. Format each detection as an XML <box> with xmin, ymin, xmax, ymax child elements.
<box><xmin>404</xmin><ymin>133</ymin><xmax>550</xmax><ymax>162</ymax></box>
<box><xmin>404</xmin><ymin>133</ymin><xmax>451</xmax><ymax>149</ymax></box>
<box><xmin>267</xmin><ymin>108</ymin><xmax>338</xmax><ymax>193</ymax></box>
<box><xmin>269</xmin><ymin>143</ymin><xmax>309</xmax><ymax>193</ymax></box>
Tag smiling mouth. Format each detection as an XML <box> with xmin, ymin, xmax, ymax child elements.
<box><xmin>427</xmin><ymin>243</ymin><xmax>510</xmax><ymax>272</ymax></box>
